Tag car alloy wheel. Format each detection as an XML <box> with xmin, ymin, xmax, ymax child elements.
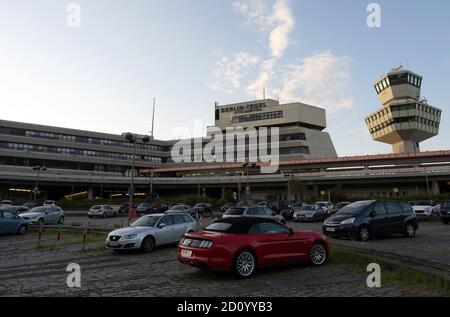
<box><xmin>18</xmin><ymin>225</ymin><xmax>27</xmax><ymax>235</ymax></box>
<box><xmin>358</xmin><ymin>226</ymin><xmax>370</xmax><ymax>242</ymax></box>
<box><xmin>310</xmin><ymin>243</ymin><xmax>327</xmax><ymax>265</ymax></box>
<box><xmin>235</xmin><ymin>250</ymin><xmax>256</xmax><ymax>278</ymax></box>
<box><xmin>405</xmin><ymin>223</ymin><xmax>416</xmax><ymax>238</ymax></box>
<box><xmin>141</xmin><ymin>236</ymin><xmax>155</xmax><ymax>253</ymax></box>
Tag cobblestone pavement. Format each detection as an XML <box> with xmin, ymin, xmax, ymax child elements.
<box><xmin>288</xmin><ymin>220</ymin><xmax>450</xmax><ymax>278</ymax></box>
<box><xmin>0</xmin><ymin>222</ymin><xmax>447</xmax><ymax>297</ymax></box>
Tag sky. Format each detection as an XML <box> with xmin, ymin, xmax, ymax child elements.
<box><xmin>0</xmin><ymin>0</ymin><xmax>449</xmax><ymax>156</ymax></box>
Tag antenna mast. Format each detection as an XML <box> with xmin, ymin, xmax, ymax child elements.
<box><xmin>151</xmin><ymin>98</ymin><xmax>155</xmax><ymax>138</ymax></box>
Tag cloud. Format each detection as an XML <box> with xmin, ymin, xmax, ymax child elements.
<box><xmin>232</xmin><ymin>0</ymin><xmax>294</xmax><ymax>98</ymax></box>
<box><xmin>279</xmin><ymin>51</ymin><xmax>353</xmax><ymax>112</ymax></box>
<box><xmin>268</xmin><ymin>0</ymin><xmax>294</xmax><ymax>58</ymax></box>
<box><xmin>208</xmin><ymin>52</ymin><xmax>260</xmax><ymax>93</ymax></box>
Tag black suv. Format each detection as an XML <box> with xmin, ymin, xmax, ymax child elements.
<box><xmin>323</xmin><ymin>200</ymin><xmax>418</xmax><ymax>242</ymax></box>
<box><xmin>439</xmin><ymin>201</ymin><xmax>450</xmax><ymax>224</ymax></box>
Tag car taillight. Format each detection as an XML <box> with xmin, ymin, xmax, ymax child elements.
<box><xmin>181</xmin><ymin>238</ymin><xmax>213</xmax><ymax>248</ymax></box>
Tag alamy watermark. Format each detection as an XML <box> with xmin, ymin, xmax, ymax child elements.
<box><xmin>66</xmin><ymin>263</ymin><xmax>81</xmax><ymax>288</ymax></box>
<box><xmin>171</xmin><ymin>126</ymin><xmax>280</xmax><ymax>174</ymax></box>
<box><xmin>366</xmin><ymin>263</ymin><xmax>381</xmax><ymax>288</ymax></box>
<box><xmin>367</xmin><ymin>3</ymin><xmax>381</xmax><ymax>28</ymax></box>
<box><xmin>66</xmin><ymin>3</ymin><xmax>81</xmax><ymax>28</ymax></box>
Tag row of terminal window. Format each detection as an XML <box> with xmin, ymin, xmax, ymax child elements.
<box><xmin>231</xmin><ymin>111</ymin><xmax>283</xmax><ymax>123</ymax></box>
<box><xmin>366</xmin><ymin>104</ymin><xmax>441</xmax><ymax>124</ymax></box>
<box><xmin>0</xmin><ymin>127</ymin><xmax>166</xmax><ymax>152</ymax></box>
<box><xmin>0</xmin><ymin>141</ymin><xmax>163</xmax><ymax>163</ymax></box>
<box><xmin>374</xmin><ymin>73</ymin><xmax>422</xmax><ymax>94</ymax></box>
<box><xmin>369</xmin><ymin>116</ymin><xmax>440</xmax><ymax>133</ymax></box>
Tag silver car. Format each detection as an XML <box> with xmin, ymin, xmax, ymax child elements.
<box><xmin>88</xmin><ymin>205</ymin><xmax>116</xmax><ymax>218</ymax></box>
<box><xmin>222</xmin><ymin>206</ymin><xmax>286</xmax><ymax>224</ymax></box>
<box><xmin>106</xmin><ymin>213</ymin><xmax>198</xmax><ymax>253</ymax></box>
<box><xmin>19</xmin><ymin>205</ymin><xmax>65</xmax><ymax>225</ymax></box>
<box><xmin>293</xmin><ymin>204</ymin><xmax>326</xmax><ymax>222</ymax></box>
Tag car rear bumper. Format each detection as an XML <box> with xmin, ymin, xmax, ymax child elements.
<box><xmin>177</xmin><ymin>246</ymin><xmax>231</xmax><ymax>271</ymax></box>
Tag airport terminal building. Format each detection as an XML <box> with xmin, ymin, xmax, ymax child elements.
<box><xmin>0</xmin><ymin>68</ymin><xmax>449</xmax><ymax>202</ymax></box>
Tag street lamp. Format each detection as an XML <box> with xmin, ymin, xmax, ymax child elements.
<box><xmin>32</xmin><ymin>166</ymin><xmax>47</xmax><ymax>202</ymax></box>
<box><xmin>124</xmin><ymin>133</ymin><xmax>150</xmax><ymax>222</ymax></box>
<box><xmin>243</xmin><ymin>163</ymin><xmax>257</xmax><ymax>201</ymax></box>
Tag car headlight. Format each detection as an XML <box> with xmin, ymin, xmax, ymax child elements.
<box><xmin>340</xmin><ymin>217</ymin><xmax>356</xmax><ymax>225</ymax></box>
<box><xmin>123</xmin><ymin>234</ymin><xmax>137</xmax><ymax>239</ymax></box>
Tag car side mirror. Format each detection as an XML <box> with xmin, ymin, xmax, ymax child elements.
<box><xmin>288</xmin><ymin>228</ymin><xmax>294</xmax><ymax>236</ymax></box>
<box><xmin>158</xmin><ymin>223</ymin><xmax>166</xmax><ymax>228</ymax></box>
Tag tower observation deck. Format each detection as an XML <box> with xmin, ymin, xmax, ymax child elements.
<box><xmin>365</xmin><ymin>67</ymin><xmax>442</xmax><ymax>153</ymax></box>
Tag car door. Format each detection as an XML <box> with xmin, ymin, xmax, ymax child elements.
<box><xmin>367</xmin><ymin>202</ymin><xmax>389</xmax><ymax>236</ymax></box>
<box><xmin>251</xmin><ymin>222</ymin><xmax>304</xmax><ymax>266</ymax></box>
<box><xmin>384</xmin><ymin>201</ymin><xmax>405</xmax><ymax>234</ymax></box>
<box><xmin>172</xmin><ymin>214</ymin><xmax>189</xmax><ymax>241</ymax></box>
<box><xmin>155</xmin><ymin>215</ymin><xmax>176</xmax><ymax>245</ymax></box>
<box><xmin>1</xmin><ymin>210</ymin><xmax>20</xmax><ymax>234</ymax></box>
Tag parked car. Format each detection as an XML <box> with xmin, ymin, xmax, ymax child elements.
<box><xmin>280</xmin><ymin>202</ymin><xmax>304</xmax><ymax>220</ymax></box>
<box><xmin>165</xmin><ymin>205</ymin><xmax>193</xmax><ymax>216</ymax></box>
<box><xmin>236</xmin><ymin>200</ymin><xmax>255</xmax><ymax>207</ymax></box>
<box><xmin>43</xmin><ymin>200</ymin><xmax>56</xmax><ymax>206</ymax></box>
<box><xmin>432</xmin><ymin>204</ymin><xmax>441</xmax><ymax>216</ymax></box>
<box><xmin>220</xmin><ymin>202</ymin><xmax>236</xmax><ymax>212</ymax></box>
<box><xmin>293</xmin><ymin>204</ymin><xmax>326</xmax><ymax>222</ymax></box>
<box><xmin>106</xmin><ymin>213</ymin><xmax>197</xmax><ymax>253</ymax></box>
<box><xmin>223</xmin><ymin>206</ymin><xmax>286</xmax><ymax>224</ymax></box>
<box><xmin>88</xmin><ymin>205</ymin><xmax>117</xmax><ymax>218</ymax></box>
<box><xmin>323</xmin><ymin>200</ymin><xmax>418</xmax><ymax>242</ymax></box>
<box><xmin>267</xmin><ymin>200</ymin><xmax>290</xmax><ymax>213</ymax></box>
<box><xmin>22</xmin><ymin>200</ymin><xmax>43</xmax><ymax>209</ymax></box>
<box><xmin>186</xmin><ymin>203</ymin><xmax>213</xmax><ymax>215</ymax></box>
<box><xmin>326</xmin><ymin>202</ymin><xmax>352</xmax><ymax>216</ymax></box>
<box><xmin>117</xmin><ymin>203</ymin><xmax>137</xmax><ymax>214</ymax></box>
<box><xmin>315</xmin><ymin>201</ymin><xmax>334</xmax><ymax>213</ymax></box>
<box><xmin>412</xmin><ymin>200</ymin><xmax>433</xmax><ymax>217</ymax></box>
<box><xmin>1</xmin><ymin>200</ymin><xmax>13</xmax><ymax>206</ymax></box>
<box><xmin>439</xmin><ymin>201</ymin><xmax>450</xmax><ymax>224</ymax></box>
<box><xmin>0</xmin><ymin>209</ymin><xmax>28</xmax><ymax>235</ymax></box>
<box><xmin>178</xmin><ymin>217</ymin><xmax>330</xmax><ymax>278</ymax></box>
<box><xmin>19</xmin><ymin>205</ymin><xmax>65</xmax><ymax>225</ymax></box>
<box><xmin>3</xmin><ymin>205</ymin><xmax>29</xmax><ymax>215</ymax></box>
<box><xmin>136</xmin><ymin>202</ymin><xmax>168</xmax><ymax>214</ymax></box>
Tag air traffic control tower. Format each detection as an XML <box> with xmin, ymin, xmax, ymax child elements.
<box><xmin>365</xmin><ymin>67</ymin><xmax>442</xmax><ymax>153</ymax></box>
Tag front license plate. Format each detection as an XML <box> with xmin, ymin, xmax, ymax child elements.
<box><xmin>326</xmin><ymin>227</ymin><xmax>336</xmax><ymax>232</ymax></box>
<box><xmin>181</xmin><ymin>249</ymin><xmax>193</xmax><ymax>257</ymax></box>
<box><xmin>108</xmin><ymin>241</ymin><xmax>119</xmax><ymax>247</ymax></box>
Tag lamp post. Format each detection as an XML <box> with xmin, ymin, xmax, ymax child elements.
<box><xmin>32</xmin><ymin>166</ymin><xmax>47</xmax><ymax>202</ymax></box>
<box><xmin>243</xmin><ymin>163</ymin><xmax>257</xmax><ymax>201</ymax></box>
<box><xmin>149</xmin><ymin>170</ymin><xmax>154</xmax><ymax>199</ymax></box>
<box><xmin>124</xmin><ymin>133</ymin><xmax>150</xmax><ymax>223</ymax></box>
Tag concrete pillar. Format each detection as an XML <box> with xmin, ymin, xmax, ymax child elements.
<box><xmin>431</xmin><ymin>181</ymin><xmax>440</xmax><ymax>196</ymax></box>
<box><xmin>313</xmin><ymin>184</ymin><xmax>319</xmax><ymax>200</ymax></box>
<box><xmin>88</xmin><ymin>186</ymin><xmax>94</xmax><ymax>200</ymax></box>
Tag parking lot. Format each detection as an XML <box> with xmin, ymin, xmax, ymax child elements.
<box><xmin>0</xmin><ymin>214</ymin><xmax>448</xmax><ymax>297</ymax></box>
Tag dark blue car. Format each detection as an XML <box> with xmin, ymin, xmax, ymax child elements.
<box><xmin>0</xmin><ymin>209</ymin><xmax>28</xmax><ymax>235</ymax></box>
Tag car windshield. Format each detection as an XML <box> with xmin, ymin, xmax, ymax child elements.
<box><xmin>91</xmin><ymin>205</ymin><xmax>101</xmax><ymax>209</ymax></box>
<box><xmin>139</xmin><ymin>203</ymin><xmax>149</xmax><ymax>207</ymax></box>
<box><xmin>316</xmin><ymin>202</ymin><xmax>327</xmax><ymax>207</ymax></box>
<box><xmin>171</xmin><ymin>205</ymin><xmax>185</xmax><ymax>210</ymax></box>
<box><xmin>224</xmin><ymin>207</ymin><xmax>245</xmax><ymax>215</ymax></box>
<box><xmin>337</xmin><ymin>201</ymin><xmax>373</xmax><ymax>215</ymax></box>
<box><xmin>29</xmin><ymin>206</ymin><xmax>48</xmax><ymax>213</ymax></box>
<box><xmin>131</xmin><ymin>216</ymin><xmax>161</xmax><ymax>227</ymax></box>
<box><xmin>441</xmin><ymin>202</ymin><xmax>450</xmax><ymax>208</ymax></box>
<box><xmin>415</xmin><ymin>201</ymin><xmax>431</xmax><ymax>206</ymax></box>
<box><xmin>301</xmin><ymin>205</ymin><xmax>315</xmax><ymax>211</ymax></box>
<box><xmin>292</xmin><ymin>203</ymin><xmax>303</xmax><ymax>208</ymax></box>
<box><xmin>194</xmin><ymin>204</ymin><xmax>204</xmax><ymax>208</ymax></box>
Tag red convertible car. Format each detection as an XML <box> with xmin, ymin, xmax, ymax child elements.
<box><xmin>177</xmin><ymin>217</ymin><xmax>330</xmax><ymax>278</ymax></box>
